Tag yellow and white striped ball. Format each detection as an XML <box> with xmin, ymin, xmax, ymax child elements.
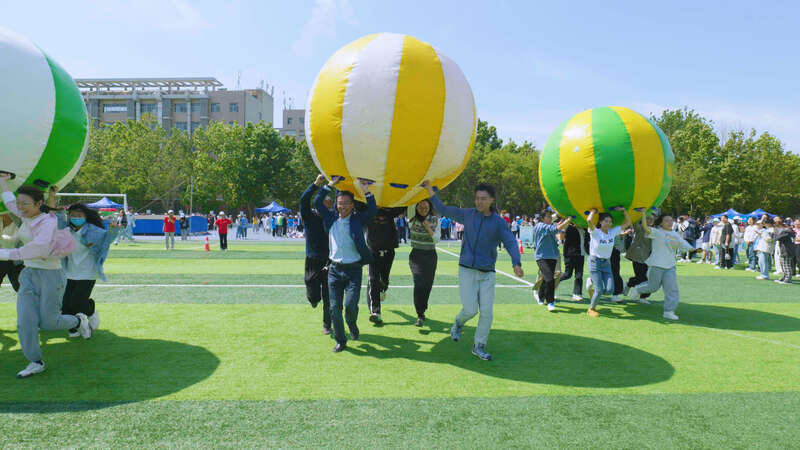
<box><xmin>538</xmin><ymin>107</ymin><xmax>675</xmax><ymax>228</ymax></box>
<box><xmin>305</xmin><ymin>33</ymin><xmax>476</xmax><ymax>207</ymax></box>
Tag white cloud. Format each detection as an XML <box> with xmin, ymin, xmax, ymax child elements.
<box><xmin>291</xmin><ymin>0</ymin><xmax>356</xmax><ymax>57</ymax></box>
<box><xmin>85</xmin><ymin>0</ymin><xmax>211</xmax><ymax>32</ymax></box>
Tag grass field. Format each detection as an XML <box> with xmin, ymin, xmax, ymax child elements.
<box><xmin>0</xmin><ymin>239</ymin><xmax>798</xmax><ymax>448</ymax></box>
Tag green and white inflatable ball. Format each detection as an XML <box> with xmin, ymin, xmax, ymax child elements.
<box><xmin>0</xmin><ymin>27</ymin><xmax>88</xmax><ymax>205</ymax></box>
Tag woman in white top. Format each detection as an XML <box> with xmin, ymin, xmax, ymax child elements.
<box><xmin>585</xmin><ymin>207</ymin><xmax>631</xmax><ymax>317</ymax></box>
<box><xmin>754</xmin><ymin>218</ymin><xmax>776</xmax><ymax>280</ymax></box>
<box><xmin>628</xmin><ymin>211</ymin><xmax>695</xmax><ymax>320</ymax></box>
<box><xmin>0</xmin><ymin>174</ymin><xmax>90</xmax><ymax>378</ymax></box>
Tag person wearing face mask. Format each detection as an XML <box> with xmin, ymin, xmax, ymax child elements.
<box><xmin>314</xmin><ymin>177</ymin><xmax>376</xmax><ymax>353</ymax></box>
<box><xmin>47</xmin><ymin>187</ymin><xmax>119</xmax><ymax>338</ymax></box>
<box><xmin>584</xmin><ymin>207</ymin><xmax>631</xmax><ymax>317</ymax></box>
<box><xmin>0</xmin><ymin>174</ymin><xmax>90</xmax><ymax>378</ymax></box>
<box><xmin>628</xmin><ymin>211</ymin><xmax>695</xmax><ymax>321</ymax></box>
<box><xmin>423</xmin><ymin>180</ymin><xmax>523</xmax><ymax>362</ymax></box>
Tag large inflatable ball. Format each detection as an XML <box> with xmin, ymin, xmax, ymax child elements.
<box><xmin>538</xmin><ymin>107</ymin><xmax>674</xmax><ymax>228</ymax></box>
<box><xmin>305</xmin><ymin>33</ymin><xmax>476</xmax><ymax>207</ymax></box>
<box><xmin>0</xmin><ymin>28</ymin><xmax>89</xmax><ymax>203</ymax></box>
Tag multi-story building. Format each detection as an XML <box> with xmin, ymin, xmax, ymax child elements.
<box><xmin>76</xmin><ymin>77</ymin><xmax>274</xmax><ymax>132</ymax></box>
<box><xmin>280</xmin><ymin>108</ymin><xmax>306</xmax><ymax>141</ymax></box>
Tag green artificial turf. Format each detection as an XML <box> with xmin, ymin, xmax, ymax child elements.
<box><xmin>0</xmin><ymin>240</ymin><xmax>796</xmax><ymax>448</ymax></box>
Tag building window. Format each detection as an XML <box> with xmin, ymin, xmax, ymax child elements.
<box><xmin>191</xmin><ymin>103</ymin><xmax>201</xmax><ymax>113</ymax></box>
<box><xmin>174</xmin><ymin>103</ymin><xmax>188</xmax><ymax>113</ymax></box>
<box><xmin>285</xmin><ymin>130</ymin><xmax>296</xmax><ymax>136</ymax></box>
<box><xmin>300</xmin><ymin>117</ymin><xmax>304</xmax><ymax>124</ymax></box>
<box><xmin>140</xmin><ymin>103</ymin><xmax>157</xmax><ymax>114</ymax></box>
<box><xmin>287</xmin><ymin>117</ymin><xmax>292</xmax><ymax>125</ymax></box>
<box><xmin>229</xmin><ymin>121</ymin><xmax>235</xmax><ymax>126</ymax></box>
<box><xmin>210</xmin><ymin>103</ymin><xmax>220</xmax><ymax>112</ymax></box>
<box><xmin>229</xmin><ymin>103</ymin><xmax>239</xmax><ymax>112</ymax></box>
<box><xmin>191</xmin><ymin>122</ymin><xmax>201</xmax><ymax>132</ymax></box>
<box><xmin>175</xmin><ymin>121</ymin><xmax>188</xmax><ymax>131</ymax></box>
<box><xmin>103</xmin><ymin>103</ymin><xmax>127</xmax><ymax>113</ymax></box>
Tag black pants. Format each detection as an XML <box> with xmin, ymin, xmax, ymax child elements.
<box><xmin>219</xmin><ymin>233</ymin><xmax>228</xmax><ymax>250</ymax></box>
<box><xmin>536</xmin><ymin>259</ymin><xmax>557</xmax><ymax>304</ymax></box>
<box><xmin>62</xmin><ymin>279</ymin><xmax>96</xmax><ymax>316</ymax></box>
<box><xmin>627</xmin><ymin>261</ymin><xmax>651</xmax><ymax>299</ymax></box>
<box><xmin>0</xmin><ymin>260</ymin><xmax>22</xmax><ymax>292</ymax></box>
<box><xmin>304</xmin><ymin>257</ymin><xmax>331</xmax><ymax>328</ymax></box>
<box><xmin>611</xmin><ymin>248</ymin><xmax>623</xmax><ymax>295</ymax></box>
<box><xmin>721</xmin><ymin>247</ymin><xmax>734</xmax><ymax>268</ymax></box>
<box><xmin>368</xmin><ymin>249</ymin><xmax>395</xmax><ymax>315</ymax></box>
<box><xmin>409</xmin><ymin>248</ymin><xmax>437</xmax><ymax>318</ymax></box>
<box><xmin>560</xmin><ymin>255</ymin><xmax>584</xmax><ymax>295</ymax></box>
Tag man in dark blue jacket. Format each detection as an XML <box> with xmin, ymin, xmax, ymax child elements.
<box><xmin>314</xmin><ymin>177</ymin><xmax>377</xmax><ymax>353</ymax></box>
<box><xmin>423</xmin><ymin>180</ymin><xmax>523</xmax><ymax>361</ymax></box>
<box><xmin>300</xmin><ymin>174</ymin><xmax>332</xmax><ymax>335</ymax></box>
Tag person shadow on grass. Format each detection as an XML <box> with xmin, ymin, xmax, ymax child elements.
<box><xmin>345</xmin><ymin>310</ymin><xmax>675</xmax><ymax>389</ymax></box>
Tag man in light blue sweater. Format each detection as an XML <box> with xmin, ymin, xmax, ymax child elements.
<box><xmin>423</xmin><ymin>180</ymin><xmax>523</xmax><ymax>361</ymax></box>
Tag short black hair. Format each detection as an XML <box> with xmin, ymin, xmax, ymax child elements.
<box><xmin>336</xmin><ymin>190</ymin><xmax>354</xmax><ymax>201</ymax></box>
<box><xmin>474</xmin><ymin>183</ymin><xmax>495</xmax><ymax>198</ymax></box>
<box><xmin>598</xmin><ymin>212</ymin><xmax>612</xmax><ymax>223</ymax></box>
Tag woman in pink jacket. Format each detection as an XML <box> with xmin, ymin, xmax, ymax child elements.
<box><xmin>0</xmin><ymin>174</ymin><xmax>91</xmax><ymax>378</ymax></box>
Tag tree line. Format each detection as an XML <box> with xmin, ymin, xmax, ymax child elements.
<box><xmin>64</xmin><ymin>110</ymin><xmax>800</xmax><ymax>218</ymax></box>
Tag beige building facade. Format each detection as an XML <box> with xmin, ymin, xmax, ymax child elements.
<box><xmin>280</xmin><ymin>108</ymin><xmax>306</xmax><ymax>141</ymax></box>
<box><xmin>76</xmin><ymin>78</ymin><xmax>274</xmax><ymax>132</ymax></box>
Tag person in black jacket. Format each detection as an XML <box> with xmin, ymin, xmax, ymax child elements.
<box><xmin>366</xmin><ymin>206</ymin><xmax>405</xmax><ymax>324</ymax></box>
<box><xmin>774</xmin><ymin>221</ymin><xmax>797</xmax><ymax>285</ymax></box>
<box><xmin>559</xmin><ymin>223</ymin><xmax>589</xmax><ymax>300</ymax></box>
<box><xmin>300</xmin><ymin>174</ymin><xmax>333</xmax><ymax>334</ymax></box>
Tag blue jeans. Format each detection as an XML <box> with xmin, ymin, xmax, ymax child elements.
<box><xmin>328</xmin><ymin>263</ymin><xmax>363</xmax><ymax>345</ymax></box>
<box><xmin>757</xmin><ymin>251</ymin><xmax>772</xmax><ymax>279</ymax></box>
<box><xmin>746</xmin><ymin>242</ymin><xmax>756</xmax><ymax>270</ymax></box>
<box><xmin>588</xmin><ymin>256</ymin><xmax>613</xmax><ymax>309</ymax></box>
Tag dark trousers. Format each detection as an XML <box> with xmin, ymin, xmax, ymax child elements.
<box><xmin>627</xmin><ymin>261</ymin><xmax>651</xmax><ymax>299</ymax></box>
<box><xmin>304</xmin><ymin>257</ymin><xmax>331</xmax><ymax>328</ymax></box>
<box><xmin>560</xmin><ymin>254</ymin><xmax>584</xmax><ymax>295</ymax></box>
<box><xmin>219</xmin><ymin>233</ymin><xmax>228</xmax><ymax>250</ymax></box>
<box><xmin>721</xmin><ymin>247</ymin><xmax>734</xmax><ymax>268</ymax></box>
<box><xmin>367</xmin><ymin>249</ymin><xmax>395</xmax><ymax>315</ymax></box>
<box><xmin>536</xmin><ymin>258</ymin><xmax>557</xmax><ymax>303</ymax></box>
<box><xmin>409</xmin><ymin>248</ymin><xmax>437</xmax><ymax>317</ymax></box>
<box><xmin>328</xmin><ymin>263</ymin><xmax>362</xmax><ymax>345</ymax></box>
<box><xmin>397</xmin><ymin>227</ymin><xmax>407</xmax><ymax>243</ymax></box>
<box><xmin>611</xmin><ymin>248</ymin><xmax>623</xmax><ymax>295</ymax></box>
<box><xmin>0</xmin><ymin>260</ymin><xmax>22</xmax><ymax>292</ymax></box>
<box><xmin>61</xmin><ymin>279</ymin><xmax>96</xmax><ymax>317</ymax></box>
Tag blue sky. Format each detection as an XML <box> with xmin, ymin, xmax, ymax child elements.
<box><xmin>3</xmin><ymin>0</ymin><xmax>799</xmax><ymax>152</ymax></box>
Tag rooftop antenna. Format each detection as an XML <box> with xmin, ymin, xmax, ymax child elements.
<box><xmin>235</xmin><ymin>70</ymin><xmax>242</xmax><ymax>90</ymax></box>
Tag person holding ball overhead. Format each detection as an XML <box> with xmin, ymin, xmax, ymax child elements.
<box><xmin>585</xmin><ymin>207</ymin><xmax>631</xmax><ymax>317</ymax></box>
<box><xmin>423</xmin><ymin>180</ymin><xmax>522</xmax><ymax>361</ymax></box>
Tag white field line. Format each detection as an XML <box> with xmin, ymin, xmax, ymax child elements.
<box><xmin>0</xmin><ymin>283</ymin><xmax>527</xmax><ymax>289</ymax></box>
<box><xmin>435</xmin><ymin>246</ymin><xmax>533</xmax><ymax>287</ymax></box>
<box><xmin>688</xmin><ymin>325</ymin><xmax>800</xmax><ymax>350</ymax></box>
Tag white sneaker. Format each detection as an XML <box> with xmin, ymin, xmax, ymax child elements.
<box><xmin>547</xmin><ymin>303</ymin><xmax>556</xmax><ymax>312</ymax></box>
<box><xmin>17</xmin><ymin>361</ymin><xmax>45</xmax><ymax>378</ymax></box>
<box><xmin>76</xmin><ymin>313</ymin><xmax>92</xmax><ymax>339</ymax></box>
<box><xmin>755</xmin><ymin>275</ymin><xmax>768</xmax><ymax>280</ymax></box>
<box><xmin>533</xmin><ymin>290</ymin><xmax>543</xmax><ymax>305</ymax></box>
<box><xmin>714</xmin><ymin>266</ymin><xmax>721</xmax><ymax>270</ymax></box>
<box><xmin>638</xmin><ymin>298</ymin><xmax>651</xmax><ymax>305</ymax></box>
<box><xmin>68</xmin><ymin>330</ymin><xmax>80</xmax><ymax>338</ymax></box>
<box><xmin>89</xmin><ymin>311</ymin><xmax>100</xmax><ymax>331</ymax></box>
<box><xmin>611</xmin><ymin>295</ymin><xmax>623</xmax><ymax>303</ymax></box>
<box><xmin>663</xmin><ymin>311</ymin><xmax>679</xmax><ymax>320</ymax></box>
<box><xmin>695</xmin><ymin>260</ymin><xmax>703</xmax><ymax>264</ymax></box>
<box><xmin>628</xmin><ymin>286</ymin><xmax>639</xmax><ymax>299</ymax></box>
<box><xmin>571</xmin><ymin>294</ymin><xmax>583</xmax><ymax>301</ymax></box>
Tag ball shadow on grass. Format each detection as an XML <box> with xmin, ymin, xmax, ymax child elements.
<box><xmin>351</xmin><ymin>311</ymin><xmax>674</xmax><ymax>389</ymax></box>
<box><xmin>0</xmin><ymin>330</ymin><xmax>220</xmax><ymax>413</ymax></box>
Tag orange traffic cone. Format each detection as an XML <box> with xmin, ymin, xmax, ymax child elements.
<box><xmin>518</xmin><ymin>238</ymin><xmax>524</xmax><ymax>254</ymax></box>
<box><xmin>204</xmin><ymin>236</ymin><xmax>210</xmax><ymax>252</ymax></box>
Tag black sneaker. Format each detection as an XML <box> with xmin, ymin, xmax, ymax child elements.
<box><xmin>369</xmin><ymin>313</ymin><xmax>383</xmax><ymax>324</ymax></box>
<box><xmin>415</xmin><ymin>317</ymin><xmax>424</xmax><ymax>327</ymax></box>
<box><xmin>333</xmin><ymin>343</ymin><xmax>346</xmax><ymax>353</ymax></box>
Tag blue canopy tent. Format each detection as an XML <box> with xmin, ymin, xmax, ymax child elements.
<box><xmin>254</xmin><ymin>201</ymin><xmax>291</xmax><ymax>213</ymax></box>
<box><xmin>86</xmin><ymin>197</ymin><xmax>123</xmax><ymax>209</ymax></box>
<box><xmin>746</xmin><ymin>208</ymin><xmax>776</xmax><ymax>219</ymax></box>
<box><xmin>711</xmin><ymin>208</ymin><xmax>744</xmax><ymax>219</ymax></box>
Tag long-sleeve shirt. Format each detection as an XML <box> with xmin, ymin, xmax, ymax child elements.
<box><xmin>429</xmin><ymin>193</ymin><xmax>520</xmax><ymax>271</ymax></box>
<box><xmin>1</xmin><ymin>191</ymin><xmax>61</xmax><ymax>269</ymax></box>
<box><xmin>645</xmin><ymin>227</ymin><xmax>694</xmax><ymax>269</ymax></box>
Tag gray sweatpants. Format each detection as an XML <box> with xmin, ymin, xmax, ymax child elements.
<box><xmin>456</xmin><ymin>266</ymin><xmax>496</xmax><ymax>346</ymax></box>
<box><xmin>17</xmin><ymin>267</ymin><xmax>76</xmax><ymax>362</ymax></box>
<box><xmin>634</xmin><ymin>265</ymin><xmax>680</xmax><ymax>313</ymax></box>
<box><xmin>165</xmin><ymin>232</ymin><xmax>175</xmax><ymax>249</ymax></box>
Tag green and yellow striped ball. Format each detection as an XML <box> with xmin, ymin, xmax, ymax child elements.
<box><xmin>538</xmin><ymin>107</ymin><xmax>674</xmax><ymax>228</ymax></box>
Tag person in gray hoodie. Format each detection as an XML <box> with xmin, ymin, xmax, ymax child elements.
<box><xmin>423</xmin><ymin>180</ymin><xmax>522</xmax><ymax>361</ymax></box>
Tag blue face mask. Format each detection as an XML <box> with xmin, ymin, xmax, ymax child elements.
<box><xmin>70</xmin><ymin>217</ymin><xmax>86</xmax><ymax>227</ymax></box>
